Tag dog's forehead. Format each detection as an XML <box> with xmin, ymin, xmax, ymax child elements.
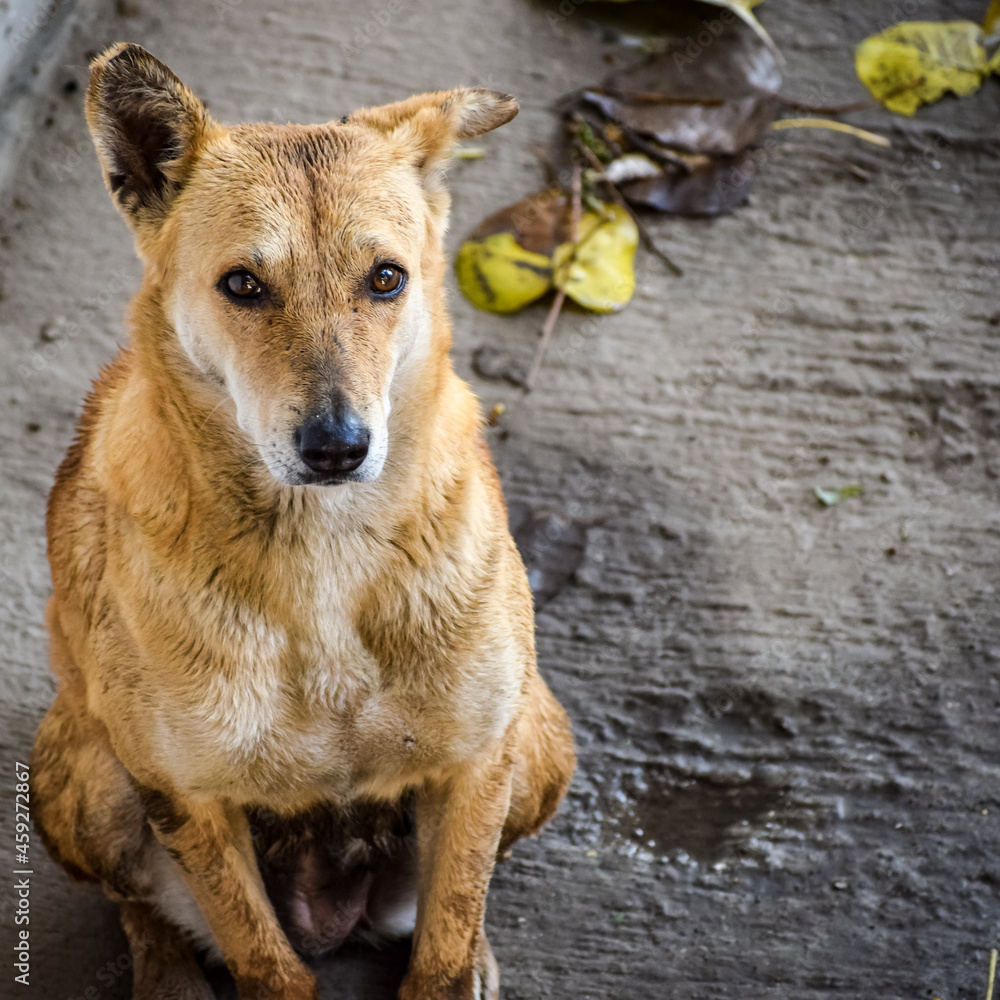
<box><xmin>188</xmin><ymin>123</ymin><xmax>423</xmax><ymax>247</ymax></box>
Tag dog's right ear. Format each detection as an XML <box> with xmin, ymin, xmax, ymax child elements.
<box><xmin>86</xmin><ymin>43</ymin><xmax>216</xmax><ymax>230</ymax></box>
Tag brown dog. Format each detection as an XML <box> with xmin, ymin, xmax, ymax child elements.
<box><xmin>30</xmin><ymin>43</ymin><xmax>575</xmax><ymax>1000</ymax></box>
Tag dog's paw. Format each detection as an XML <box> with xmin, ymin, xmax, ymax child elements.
<box><xmin>398</xmin><ymin>935</ymin><xmax>498</xmax><ymax>1000</ymax></box>
<box><xmin>234</xmin><ymin>966</ymin><xmax>318</xmax><ymax>1000</ymax></box>
<box><xmin>133</xmin><ymin>966</ymin><xmax>215</xmax><ymax>1000</ymax></box>
<box><xmin>471</xmin><ymin>935</ymin><xmax>499</xmax><ymax>1000</ymax></box>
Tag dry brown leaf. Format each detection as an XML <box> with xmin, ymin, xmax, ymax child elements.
<box><xmin>581</xmin><ymin>28</ymin><xmax>781</xmax><ymax>156</ymax></box>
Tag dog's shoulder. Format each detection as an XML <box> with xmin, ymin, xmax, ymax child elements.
<box><xmin>47</xmin><ymin>350</ymin><xmax>133</xmax><ymax>596</ymax></box>
<box><xmin>49</xmin><ymin>349</ymin><xmax>132</xmax><ymax>504</ymax></box>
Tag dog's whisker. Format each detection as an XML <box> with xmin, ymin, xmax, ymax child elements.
<box><xmin>195</xmin><ymin>396</ymin><xmax>231</xmax><ymax>433</ymax></box>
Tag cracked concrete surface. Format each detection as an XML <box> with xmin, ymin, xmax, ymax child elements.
<box><xmin>1</xmin><ymin>0</ymin><xmax>999</xmax><ymax>997</ymax></box>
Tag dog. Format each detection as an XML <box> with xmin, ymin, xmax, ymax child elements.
<box><xmin>30</xmin><ymin>42</ymin><xmax>575</xmax><ymax>1000</ymax></box>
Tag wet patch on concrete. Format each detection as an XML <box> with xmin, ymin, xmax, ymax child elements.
<box><xmin>585</xmin><ymin>764</ymin><xmax>796</xmax><ymax>862</ymax></box>
<box><xmin>613</xmin><ymin>775</ymin><xmax>786</xmax><ymax>862</ymax></box>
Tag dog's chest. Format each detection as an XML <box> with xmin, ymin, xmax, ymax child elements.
<box><xmin>146</xmin><ymin>554</ymin><xmax>511</xmax><ymax>809</ymax></box>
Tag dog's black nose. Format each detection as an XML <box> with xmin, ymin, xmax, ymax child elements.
<box><xmin>295</xmin><ymin>410</ymin><xmax>370</xmax><ymax>476</ymax></box>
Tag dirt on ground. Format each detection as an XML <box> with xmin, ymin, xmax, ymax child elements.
<box><xmin>1</xmin><ymin>1</ymin><xmax>999</xmax><ymax>998</ymax></box>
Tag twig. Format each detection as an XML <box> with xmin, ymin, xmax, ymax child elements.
<box><xmin>604</xmin><ymin>178</ymin><xmax>684</xmax><ymax>277</ymax></box>
<box><xmin>621</xmin><ymin>127</ymin><xmax>695</xmax><ymax>172</ymax></box>
<box><xmin>569</xmin><ymin>162</ymin><xmax>583</xmax><ymax>247</ymax></box>
<box><xmin>575</xmin><ymin>139</ymin><xmax>606</xmax><ymax>174</ymax></box>
<box><xmin>987</xmin><ymin>948</ymin><xmax>997</xmax><ymax>1000</ymax></box>
<box><xmin>770</xmin><ymin>142</ymin><xmax>872</xmax><ymax>181</ymax></box>
<box><xmin>524</xmin><ymin>165</ymin><xmax>581</xmax><ymax>392</ymax></box>
<box><xmin>524</xmin><ymin>289</ymin><xmax>567</xmax><ymax>392</ymax></box>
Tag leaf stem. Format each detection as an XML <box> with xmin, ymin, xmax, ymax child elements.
<box><xmin>772</xmin><ymin>117</ymin><xmax>891</xmax><ymax>147</ymax></box>
<box><xmin>524</xmin><ymin>165</ymin><xmax>581</xmax><ymax>391</ymax></box>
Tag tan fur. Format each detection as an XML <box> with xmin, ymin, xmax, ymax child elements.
<box><xmin>31</xmin><ymin>43</ymin><xmax>574</xmax><ymax>1000</ymax></box>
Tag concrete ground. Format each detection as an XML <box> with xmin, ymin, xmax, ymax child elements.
<box><xmin>2</xmin><ymin>0</ymin><xmax>999</xmax><ymax>997</ymax></box>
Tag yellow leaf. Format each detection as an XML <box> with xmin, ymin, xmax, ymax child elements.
<box><xmin>552</xmin><ymin>204</ymin><xmax>638</xmax><ymax>314</ymax></box>
<box><xmin>855</xmin><ymin>21</ymin><xmax>989</xmax><ymax>115</ymax></box>
<box><xmin>985</xmin><ymin>0</ymin><xmax>1000</xmax><ymax>33</ymax></box>
<box><xmin>455</xmin><ymin>232</ymin><xmax>552</xmax><ymax>314</ymax></box>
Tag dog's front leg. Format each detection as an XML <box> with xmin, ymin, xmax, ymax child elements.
<box><xmin>400</xmin><ymin>749</ymin><xmax>513</xmax><ymax>1000</ymax></box>
<box><xmin>142</xmin><ymin>791</ymin><xmax>316</xmax><ymax>1000</ymax></box>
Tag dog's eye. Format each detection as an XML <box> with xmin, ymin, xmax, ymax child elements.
<box><xmin>369</xmin><ymin>265</ymin><xmax>405</xmax><ymax>297</ymax></box>
<box><xmin>222</xmin><ymin>270</ymin><xmax>264</xmax><ymax>301</ymax></box>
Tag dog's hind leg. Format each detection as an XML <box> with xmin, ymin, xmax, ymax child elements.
<box><xmin>35</xmin><ymin>610</ymin><xmax>310</xmax><ymax>997</ymax></box>
<box><xmin>499</xmin><ymin>671</ymin><xmax>576</xmax><ymax>856</ymax></box>
<box><xmin>32</xmin><ymin>681</ymin><xmax>217</xmax><ymax>949</ymax></box>
<box><xmin>31</xmin><ymin>612</ymin><xmax>217</xmax><ymax>996</ymax></box>
<box><xmin>31</xmin><ymin>613</ymin><xmax>150</xmax><ymax>890</ymax></box>
<box><xmin>121</xmin><ymin>902</ymin><xmax>214</xmax><ymax>1000</ymax></box>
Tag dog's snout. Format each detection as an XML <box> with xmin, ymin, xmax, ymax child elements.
<box><xmin>295</xmin><ymin>410</ymin><xmax>370</xmax><ymax>476</ymax></box>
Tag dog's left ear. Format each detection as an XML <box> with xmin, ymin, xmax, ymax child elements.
<box><xmin>348</xmin><ymin>88</ymin><xmax>518</xmax><ymax>184</ymax></box>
